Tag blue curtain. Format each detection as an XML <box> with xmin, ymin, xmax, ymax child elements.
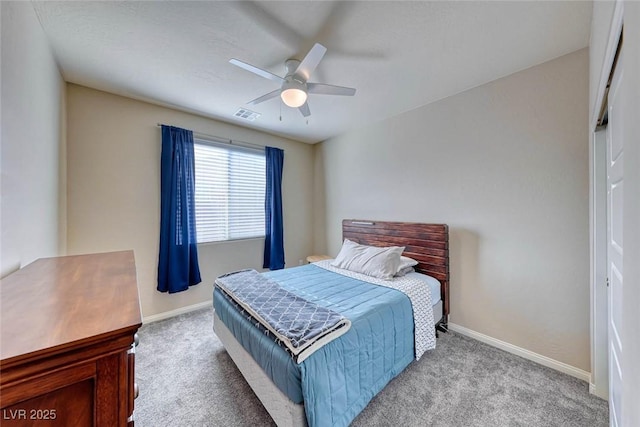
<box><xmin>157</xmin><ymin>125</ymin><xmax>202</xmax><ymax>293</ymax></box>
<box><xmin>263</xmin><ymin>147</ymin><xmax>285</xmax><ymax>270</ymax></box>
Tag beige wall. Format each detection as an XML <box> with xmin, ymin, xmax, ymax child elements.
<box><xmin>1</xmin><ymin>2</ymin><xmax>66</xmax><ymax>278</ymax></box>
<box><xmin>66</xmin><ymin>84</ymin><xmax>314</xmax><ymax>318</ymax></box>
<box><xmin>315</xmin><ymin>49</ymin><xmax>590</xmax><ymax>371</ymax></box>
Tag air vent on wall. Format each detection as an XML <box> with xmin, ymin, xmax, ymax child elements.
<box><xmin>234</xmin><ymin>108</ymin><xmax>261</xmax><ymax>121</ymax></box>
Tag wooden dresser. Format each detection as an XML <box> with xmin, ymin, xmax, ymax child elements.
<box><xmin>1</xmin><ymin>251</ymin><xmax>142</xmax><ymax>426</ymax></box>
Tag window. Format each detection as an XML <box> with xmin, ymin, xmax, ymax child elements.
<box><xmin>193</xmin><ymin>139</ymin><xmax>265</xmax><ymax>243</ymax></box>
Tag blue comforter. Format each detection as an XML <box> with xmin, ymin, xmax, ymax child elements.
<box><xmin>215</xmin><ymin>269</ymin><xmax>351</xmax><ymax>362</ymax></box>
<box><xmin>213</xmin><ymin>264</ymin><xmax>415</xmax><ymax>427</ymax></box>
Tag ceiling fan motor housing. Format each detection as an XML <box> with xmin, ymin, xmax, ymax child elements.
<box><xmin>281</xmin><ymin>60</ymin><xmax>308</xmax><ymax>108</ymax></box>
<box><xmin>282</xmin><ymin>76</ymin><xmax>307</xmax><ymax>92</ymax></box>
<box><xmin>284</xmin><ymin>59</ymin><xmax>301</xmax><ymax>77</ymax></box>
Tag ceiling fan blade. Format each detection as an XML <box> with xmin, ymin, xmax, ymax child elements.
<box><xmin>298</xmin><ymin>102</ymin><xmax>311</xmax><ymax>117</ymax></box>
<box><xmin>229</xmin><ymin>59</ymin><xmax>284</xmax><ymax>84</ymax></box>
<box><xmin>248</xmin><ymin>89</ymin><xmax>281</xmax><ymax>105</ymax></box>
<box><xmin>229</xmin><ymin>1</ymin><xmax>303</xmax><ymax>51</ymax></box>
<box><xmin>307</xmin><ymin>83</ymin><xmax>356</xmax><ymax>96</ymax></box>
<box><xmin>295</xmin><ymin>43</ymin><xmax>327</xmax><ymax>81</ymax></box>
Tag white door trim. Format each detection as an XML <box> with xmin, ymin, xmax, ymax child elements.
<box><xmin>589</xmin><ymin>0</ymin><xmax>623</xmax><ymax>399</ymax></box>
<box><xmin>590</xmin><ymin>129</ymin><xmax>608</xmax><ymax>399</ymax></box>
<box><xmin>591</xmin><ymin>0</ymin><xmax>624</xmax><ymax>127</ymax></box>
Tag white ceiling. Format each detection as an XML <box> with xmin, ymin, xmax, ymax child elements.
<box><xmin>33</xmin><ymin>1</ymin><xmax>592</xmax><ymax>144</ymax></box>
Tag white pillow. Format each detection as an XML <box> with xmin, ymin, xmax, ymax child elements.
<box><xmin>398</xmin><ymin>256</ymin><xmax>418</xmax><ymax>272</ymax></box>
<box><xmin>394</xmin><ymin>266</ymin><xmax>415</xmax><ymax>277</ymax></box>
<box><xmin>332</xmin><ymin>239</ymin><xmax>404</xmax><ymax>280</ymax></box>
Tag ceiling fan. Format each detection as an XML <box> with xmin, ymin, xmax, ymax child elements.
<box><xmin>229</xmin><ymin>43</ymin><xmax>356</xmax><ymax>117</ymax></box>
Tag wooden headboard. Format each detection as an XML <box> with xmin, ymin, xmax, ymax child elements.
<box><xmin>342</xmin><ymin>219</ymin><xmax>450</xmax><ymax>323</ymax></box>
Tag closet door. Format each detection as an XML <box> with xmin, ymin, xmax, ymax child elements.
<box><xmin>606</xmin><ymin>47</ymin><xmax>623</xmax><ymax>427</ymax></box>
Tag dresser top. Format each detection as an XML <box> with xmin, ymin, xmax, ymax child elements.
<box><xmin>1</xmin><ymin>250</ymin><xmax>142</xmax><ymax>363</ymax></box>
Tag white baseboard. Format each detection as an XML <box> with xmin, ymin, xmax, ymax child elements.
<box><xmin>143</xmin><ymin>300</ymin><xmax>213</xmax><ymax>324</ymax></box>
<box><xmin>143</xmin><ymin>308</ymin><xmax>591</xmax><ymax>382</ymax></box>
<box><xmin>589</xmin><ymin>381</ymin><xmax>609</xmax><ymax>400</ymax></box>
<box><xmin>448</xmin><ymin>323</ymin><xmax>591</xmax><ymax>382</ymax></box>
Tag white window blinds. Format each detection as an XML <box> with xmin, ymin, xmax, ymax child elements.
<box><xmin>193</xmin><ymin>139</ymin><xmax>265</xmax><ymax>243</ymax></box>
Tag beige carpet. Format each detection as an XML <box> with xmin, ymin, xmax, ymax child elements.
<box><xmin>134</xmin><ymin>308</ymin><xmax>608</xmax><ymax>427</ymax></box>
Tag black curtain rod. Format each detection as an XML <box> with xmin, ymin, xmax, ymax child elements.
<box><xmin>156</xmin><ymin>123</ymin><xmax>265</xmax><ymax>150</ymax></box>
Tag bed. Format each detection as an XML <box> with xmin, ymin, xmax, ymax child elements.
<box><xmin>213</xmin><ymin>220</ymin><xmax>449</xmax><ymax>427</ymax></box>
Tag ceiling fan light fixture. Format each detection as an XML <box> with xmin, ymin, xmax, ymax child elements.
<box><xmin>281</xmin><ymin>88</ymin><xmax>307</xmax><ymax>108</ymax></box>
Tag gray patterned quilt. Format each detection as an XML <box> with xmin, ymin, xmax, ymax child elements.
<box><xmin>215</xmin><ymin>269</ymin><xmax>351</xmax><ymax>363</ymax></box>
